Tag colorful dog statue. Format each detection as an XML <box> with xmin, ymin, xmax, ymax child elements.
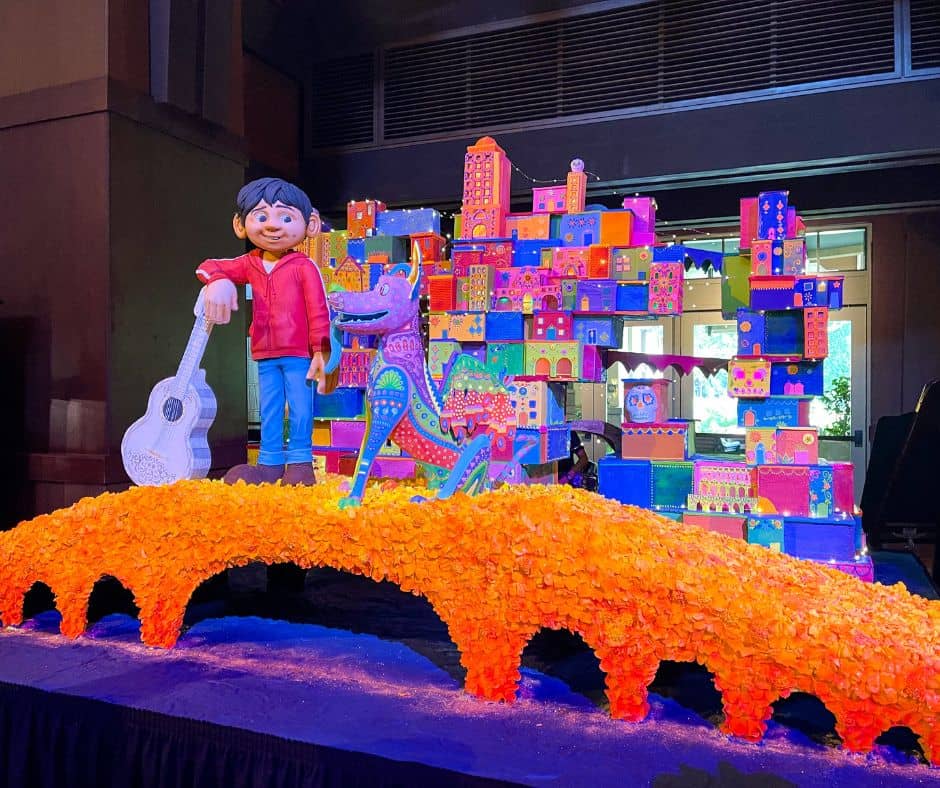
<box><xmin>327</xmin><ymin>258</ymin><xmax>515</xmax><ymax>508</ymax></box>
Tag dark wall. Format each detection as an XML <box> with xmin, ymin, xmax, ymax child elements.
<box><xmin>305</xmin><ymin>79</ymin><xmax>940</xmax><ymax>212</ymax></box>
<box><xmin>109</xmin><ymin>116</ymin><xmax>247</xmax><ymax>455</ymax></box>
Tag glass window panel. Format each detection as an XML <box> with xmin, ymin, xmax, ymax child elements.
<box><xmin>815</xmin><ymin>228</ymin><xmax>866</xmax><ymax>272</ymax></box>
<box><xmin>610</xmin><ymin>324</ymin><xmax>665</xmax><ymax>422</ymax></box>
<box><xmin>812</xmin><ymin>319</ymin><xmax>852</xmax><ymax>436</ymax></box>
<box><xmin>692</xmin><ymin>322</ymin><xmax>738</xmax><ymax>434</ymax></box>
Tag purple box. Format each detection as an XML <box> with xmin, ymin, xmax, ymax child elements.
<box><xmin>783</xmin><ymin>516</ymin><xmax>860</xmax><ymax>561</ymax></box>
<box><xmin>330</xmin><ymin>420</ymin><xmax>366</xmax><ymax>448</ymax></box>
<box><xmin>372</xmin><ymin>456</ymin><xmax>417</xmax><ymax>479</ymax></box>
<box><xmin>559</xmin><ymin>212</ymin><xmax>603</xmax><ymax>247</ymax></box>
<box><xmin>580</xmin><ymin>344</ymin><xmax>604</xmax><ymax>382</ymax></box>
<box><xmin>575</xmin><ymin>280</ymin><xmax>617</xmax><ymax>312</ymax></box>
<box><xmin>375</xmin><ymin>208</ymin><xmax>441</xmax><ymax>235</ymax></box>
<box><xmin>598</xmin><ymin>457</ymin><xmax>652</xmax><ymax>508</ymax></box>
<box><xmin>757</xmin><ymin>190</ymin><xmax>789</xmax><ymax>240</ymax></box>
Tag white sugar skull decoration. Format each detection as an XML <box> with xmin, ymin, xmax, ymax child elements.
<box><xmin>626</xmin><ymin>384</ymin><xmax>658</xmax><ymax>423</ymax></box>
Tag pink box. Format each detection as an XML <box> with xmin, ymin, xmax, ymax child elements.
<box><xmin>621</xmin><ymin>196</ymin><xmax>657</xmax><ymax>245</ymax></box>
<box><xmin>776</xmin><ymin>427</ymin><xmax>819</xmax><ymax>465</ymax></box>
<box><xmin>757</xmin><ymin>465</ymin><xmax>810</xmax><ymax>516</ymax></box>
<box><xmin>683</xmin><ymin>512</ymin><xmax>746</xmax><ymax>540</ymax></box>
<box><xmin>330</xmin><ymin>420</ymin><xmax>366</xmax><ymax>448</ymax></box>
<box><xmin>739</xmin><ymin>197</ymin><xmax>759</xmax><ymax>250</ymax></box>
<box><xmin>831</xmin><ymin>462</ymin><xmax>855</xmax><ymax>513</ymax></box>
<box><xmin>372</xmin><ymin>456</ymin><xmax>416</xmax><ymax>479</ymax></box>
<box><xmin>314</xmin><ymin>447</ymin><xmax>356</xmax><ymax>474</ymax></box>
<box><xmin>648</xmin><ymin>262</ymin><xmax>683</xmax><ymax>315</ymax></box>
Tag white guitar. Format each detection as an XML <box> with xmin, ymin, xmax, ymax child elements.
<box><xmin>121</xmin><ymin>290</ymin><xmax>217</xmax><ymax>486</ymax></box>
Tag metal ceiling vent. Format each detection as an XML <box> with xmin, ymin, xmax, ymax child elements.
<box><xmin>911</xmin><ymin>0</ymin><xmax>940</xmax><ymax>70</ymax></box>
<box><xmin>311</xmin><ymin>53</ymin><xmax>375</xmax><ymax>148</ymax></box>
<box><xmin>383</xmin><ymin>0</ymin><xmax>896</xmax><ymax>141</ymax></box>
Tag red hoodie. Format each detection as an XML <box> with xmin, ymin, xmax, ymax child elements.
<box><xmin>196</xmin><ymin>250</ymin><xmax>330</xmax><ymax>360</ymax></box>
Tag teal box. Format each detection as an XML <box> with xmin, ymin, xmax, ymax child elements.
<box><xmin>485</xmin><ymin>342</ymin><xmax>526</xmax><ymax>379</ymax></box>
<box><xmin>560</xmin><ymin>279</ymin><xmax>578</xmax><ymax>310</ymax></box>
<box><xmin>746</xmin><ymin>515</ymin><xmax>785</xmax><ymax>551</ymax></box>
<box><xmin>364</xmin><ymin>235</ymin><xmax>409</xmax><ymax>264</ymax></box>
<box><xmin>808</xmin><ymin>465</ymin><xmax>835</xmax><ymax>518</ymax></box>
<box><xmin>650</xmin><ymin>460</ymin><xmax>694</xmax><ymax>512</ymax></box>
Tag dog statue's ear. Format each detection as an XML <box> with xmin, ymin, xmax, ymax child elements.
<box><xmin>408</xmin><ymin>242</ymin><xmax>422</xmax><ymax>299</ymax></box>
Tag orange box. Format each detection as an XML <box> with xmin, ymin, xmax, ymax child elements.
<box><xmin>347</xmin><ymin>199</ymin><xmax>386</xmax><ymax>239</ymax></box>
<box><xmin>621</xmin><ymin>422</ymin><xmax>690</xmax><ymax>460</ymax></box>
<box><xmin>587</xmin><ymin>245</ymin><xmax>611</xmax><ymax>279</ymax></box>
<box><xmin>506</xmin><ymin>214</ymin><xmax>551</xmax><ymax>240</ymax></box>
<box><xmin>599</xmin><ymin>211</ymin><xmax>633</xmax><ymax>246</ymax></box>
<box><xmin>428</xmin><ymin>275</ymin><xmax>457</xmax><ymax>311</ymax></box>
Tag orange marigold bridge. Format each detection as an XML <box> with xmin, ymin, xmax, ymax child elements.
<box><xmin>0</xmin><ymin>480</ymin><xmax>937</xmax><ymax>764</ymax></box>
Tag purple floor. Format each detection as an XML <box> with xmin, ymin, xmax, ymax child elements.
<box><xmin>1</xmin><ymin>607</ymin><xmax>937</xmax><ymax>788</ymax></box>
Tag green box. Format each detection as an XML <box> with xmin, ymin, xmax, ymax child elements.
<box><xmin>327</xmin><ymin>230</ymin><xmax>348</xmax><ymax>262</ymax></box>
<box><xmin>650</xmin><ymin>460</ymin><xmax>694</xmax><ymax>512</ymax></box>
<box><xmin>721</xmin><ymin>254</ymin><xmax>751</xmax><ymax>319</ymax></box>
<box><xmin>485</xmin><ymin>342</ymin><xmax>526</xmax><ymax>379</ymax></box>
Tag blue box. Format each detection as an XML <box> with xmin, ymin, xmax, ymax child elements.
<box><xmin>376</xmin><ymin>208</ymin><xmax>440</xmax><ymax>236</ymax></box>
<box><xmin>312</xmin><ymin>388</ymin><xmax>365</xmax><ymax>419</ymax></box>
<box><xmin>559</xmin><ymin>212</ymin><xmax>603</xmax><ymax>247</ymax></box>
<box><xmin>615</xmin><ymin>282</ymin><xmax>649</xmax><ymax>312</ymax></box>
<box><xmin>783</xmin><ymin>516</ymin><xmax>860</xmax><ymax>561</ymax></box>
<box><xmin>737</xmin><ymin>397</ymin><xmax>809</xmax><ymax>428</ymax></box>
<box><xmin>367</xmin><ymin>263</ymin><xmax>384</xmax><ymax>289</ymax></box>
<box><xmin>598</xmin><ymin>457</ymin><xmax>652</xmax><ymax>508</ymax></box>
<box><xmin>513</xmin><ymin>425</ymin><xmax>570</xmax><ymax>464</ymax></box>
<box><xmin>573</xmin><ymin>315</ymin><xmax>624</xmax><ymax>347</ymax></box>
<box><xmin>757</xmin><ymin>190</ymin><xmax>789</xmax><ymax>240</ymax></box>
<box><xmin>512</xmin><ymin>239</ymin><xmax>561</xmax><ymax>267</ymax></box>
<box><xmin>485</xmin><ymin>311</ymin><xmax>525</xmax><ymax>341</ymax></box>
<box><xmin>346</xmin><ymin>237</ymin><xmax>366</xmax><ymax>262</ymax></box>
<box><xmin>650</xmin><ymin>460</ymin><xmax>694</xmax><ymax>512</ymax></box>
<box><xmin>736</xmin><ymin>309</ymin><xmax>765</xmax><ymax>355</ymax></box>
<box><xmin>746</xmin><ymin>515</ymin><xmax>785</xmax><ymax>551</ymax></box>
<box><xmin>770</xmin><ymin>360</ymin><xmax>824</xmax><ymax>396</ymax></box>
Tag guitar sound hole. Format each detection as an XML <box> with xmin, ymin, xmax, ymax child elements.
<box><xmin>162</xmin><ymin>397</ymin><xmax>184</xmax><ymax>422</ymax></box>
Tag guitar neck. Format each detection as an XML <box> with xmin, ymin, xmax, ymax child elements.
<box><xmin>171</xmin><ymin>314</ymin><xmax>214</xmax><ymax>397</ymax></box>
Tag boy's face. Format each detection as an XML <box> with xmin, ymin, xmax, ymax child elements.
<box><xmin>233</xmin><ymin>200</ymin><xmax>320</xmax><ymax>255</ymax></box>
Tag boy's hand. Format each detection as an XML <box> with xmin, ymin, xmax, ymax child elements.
<box><xmin>204</xmin><ymin>279</ymin><xmax>238</xmax><ymax>324</ymax></box>
<box><xmin>307</xmin><ymin>351</ymin><xmax>339</xmax><ymax>394</ymax></box>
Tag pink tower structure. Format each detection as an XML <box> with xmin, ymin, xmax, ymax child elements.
<box><xmin>460</xmin><ymin>137</ymin><xmax>512</xmax><ymax>240</ymax></box>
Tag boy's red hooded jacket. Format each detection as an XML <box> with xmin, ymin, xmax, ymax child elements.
<box><xmin>196</xmin><ymin>250</ymin><xmax>331</xmax><ymax>360</ymax></box>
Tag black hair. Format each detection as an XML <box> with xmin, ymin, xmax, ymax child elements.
<box><xmin>235</xmin><ymin>178</ymin><xmax>314</xmax><ymax>222</ymax></box>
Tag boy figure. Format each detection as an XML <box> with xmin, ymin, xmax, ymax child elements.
<box><xmin>197</xmin><ymin>178</ymin><xmax>336</xmax><ymax>486</ymax></box>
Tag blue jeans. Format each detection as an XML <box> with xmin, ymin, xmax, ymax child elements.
<box><xmin>258</xmin><ymin>356</ymin><xmax>313</xmax><ymax>466</ymax></box>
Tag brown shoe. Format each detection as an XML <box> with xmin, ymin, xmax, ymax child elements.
<box><xmin>282</xmin><ymin>462</ymin><xmax>316</xmax><ymax>486</ymax></box>
<box><xmin>223</xmin><ymin>463</ymin><xmax>284</xmax><ymax>485</ymax></box>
